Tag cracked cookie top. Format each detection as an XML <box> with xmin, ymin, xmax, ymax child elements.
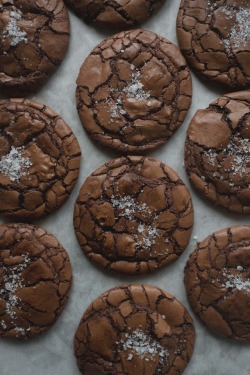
<box><xmin>0</xmin><ymin>223</ymin><xmax>72</xmax><ymax>340</ymax></box>
<box><xmin>0</xmin><ymin>98</ymin><xmax>81</xmax><ymax>220</ymax></box>
<box><xmin>76</xmin><ymin>29</ymin><xmax>192</xmax><ymax>154</ymax></box>
<box><xmin>64</xmin><ymin>0</ymin><xmax>165</xmax><ymax>28</ymax></box>
<box><xmin>74</xmin><ymin>284</ymin><xmax>196</xmax><ymax>375</ymax></box>
<box><xmin>73</xmin><ymin>156</ymin><xmax>194</xmax><ymax>275</ymax></box>
<box><xmin>185</xmin><ymin>90</ymin><xmax>250</xmax><ymax>214</ymax></box>
<box><xmin>185</xmin><ymin>225</ymin><xmax>250</xmax><ymax>340</ymax></box>
<box><xmin>0</xmin><ymin>0</ymin><xmax>70</xmax><ymax>96</ymax></box>
<box><xmin>177</xmin><ymin>0</ymin><xmax>250</xmax><ymax>89</ymax></box>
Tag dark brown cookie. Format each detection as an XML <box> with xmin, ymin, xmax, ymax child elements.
<box><xmin>0</xmin><ymin>0</ymin><xmax>70</xmax><ymax>96</ymax></box>
<box><xmin>65</xmin><ymin>0</ymin><xmax>165</xmax><ymax>28</ymax></box>
<box><xmin>76</xmin><ymin>29</ymin><xmax>192</xmax><ymax>154</ymax></box>
<box><xmin>74</xmin><ymin>284</ymin><xmax>196</xmax><ymax>375</ymax></box>
<box><xmin>185</xmin><ymin>91</ymin><xmax>250</xmax><ymax>214</ymax></box>
<box><xmin>0</xmin><ymin>98</ymin><xmax>81</xmax><ymax>219</ymax></box>
<box><xmin>74</xmin><ymin>156</ymin><xmax>194</xmax><ymax>274</ymax></box>
<box><xmin>177</xmin><ymin>0</ymin><xmax>250</xmax><ymax>89</ymax></box>
<box><xmin>0</xmin><ymin>223</ymin><xmax>72</xmax><ymax>339</ymax></box>
<box><xmin>185</xmin><ymin>225</ymin><xmax>250</xmax><ymax>340</ymax></box>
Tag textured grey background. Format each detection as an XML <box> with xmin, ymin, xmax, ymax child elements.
<box><xmin>0</xmin><ymin>1</ymin><xmax>249</xmax><ymax>374</ymax></box>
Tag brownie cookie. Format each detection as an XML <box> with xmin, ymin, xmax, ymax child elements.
<box><xmin>0</xmin><ymin>98</ymin><xmax>81</xmax><ymax>219</ymax></box>
<box><xmin>74</xmin><ymin>284</ymin><xmax>196</xmax><ymax>375</ymax></box>
<box><xmin>0</xmin><ymin>0</ymin><xmax>70</xmax><ymax>95</ymax></box>
<box><xmin>74</xmin><ymin>156</ymin><xmax>194</xmax><ymax>275</ymax></box>
<box><xmin>185</xmin><ymin>226</ymin><xmax>250</xmax><ymax>340</ymax></box>
<box><xmin>65</xmin><ymin>0</ymin><xmax>165</xmax><ymax>28</ymax></box>
<box><xmin>177</xmin><ymin>0</ymin><xmax>250</xmax><ymax>89</ymax></box>
<box><xmin>76</xmin><ymin>29</ymin><xmax>192</xmax><ymax>154</ymax></box>
<box><xmin>185</xmin><ymin>91</ymin><xmax>250</xmax><ymax>214</ymax></box>
<box><xmin>0</xmin><ymin>223</ymin><xmax>72</xmax><ymax>339</ymax></box>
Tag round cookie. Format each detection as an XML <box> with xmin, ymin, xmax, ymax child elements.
<box><xmin>185</xmin><ymin>225</ymin><xmax>250</xmax><ymax>340</ymax></box>
<box><xmin>74</xmin><ymin>284</ymin><xmax>196</xmax><ymax>375</ymax></box>
<box><xmin>76</xmin><ymin>29</ymin><xmax>192</xmax><ymax>154</ymax></box>
<box><xmin>74</xmin><ymin>156</ymin><xmax>194</xmax><ymax>274</ymax></box>
<box><xmin>65</xmin><ymin>0</ymin><xmax>165</xmax><ymax>28</ymax></box>
<box><xmin>0</xmin><ymin>98</ymin><xmax>81</xmax><ymax>219</ymax></box>
<box><xmin>177</xmin><ymin>0</ymin><xmax>250</xmax><ymax>89</ymax></box>
<box><xmin>0</xmin><ymin>0</ymin><xmax>70</xmax><ymax>95</ymax></box>
<box><xmin>185</xmin><ymin>91</ymin><xmax>250</xmax><ymax>214</ymax></box>
<box><xmin>0</xmin><ymin>223</ymin><xmax>72</xmax><ymax>339</ymax></box>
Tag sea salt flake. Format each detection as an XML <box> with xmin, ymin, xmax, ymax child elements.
<box><xmin>222</xmin><ymin>268</ymin><xmax>250</xmax><ymax>293</ymax></box>
<box><xmin>5</xmin><ymin>282</ymin><xmax>12</xmax><ymax>291</ymax></box>
<box><xmin>226</xmin><ymin>136</ymin><xmax>250</xmax><ymax>175</ymax></box>
<box><xmin>204</xmin><ymin>134</ymin><xmax>250</xmax><ymax>178</ymax></box>
<box><xmin>9</xmin><ymin>295</ymin><xmax>20</xmax><ymax>306</ymax></box>
<box><xmin>6</xmin><ymin>302</ymin><xmax>16</xmax><ymax>319</ymax></box>
<box><xmin>110</xmin><ymin>105</ymin><xmax>118</xmax><ymax>119</ymax></box>
<box><xmin>0</xmin><ymin>320</ymin><xmax>7</xmax><ymax>329</ymax></box>
<box><xmin>123</xmin><ymin>70</ymin><xmax>150</xmax><ymax>100</ymax></box>
<box><xmin>2</xmin><ymin>254</ymin><xmax>30</xmax><ymax>333</ymax></box>
<box><xmin>0</xmin><ymin>146</ymin><xmax>32</xmax><ymax>181</ymax></box>
<box><xmin>111</xmin><ymin>195</ymin><xmax>152</xmax><ymax>220</ymax></box>
<box><xmin>204</xmin><ymin>149</ymin><xmax>217</xmax><ymax>166</ymax></box>
<box><xmin>110</xmin><ymin>195</ymin><xmax>159</xmax><ymax>250</ymax></box>
<box><xmin>121</xmin><ymin>329</ymin><xmax>169</xmax><ymax>364</ymax></box>
<box><xmin>4</xmin><ymin>11</ymin><xmax>28</xmax><ymax>47</ymax></box>
<box><xmin>15</xmin><ymin>327</ymin><xmax>26</xmax><ymax>335</ymax></box>
<box><xmin>207</xmin><ymin>1</ymin><xmax>216</xmax><ymax>10</ymax></box>
<box><xmin>138</xmin><ymin>224</ymin><xmax>144</xmax><ymax>234</ymax></box>
<box><xmin>223</xmin><ymin>8</ymin><xmax>250</xmax><ymax>49</ymax></box>
<box><xmin>110</xmin><ymin>99</ymin><xmax>127</xmax><ymax>119</ymax></box>
<box><xmin>108</xmin><ymin>65</ymin><xmax>151</xmax><ymax>120</ymax></box>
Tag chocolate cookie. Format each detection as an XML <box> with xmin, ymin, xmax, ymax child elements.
<box><xmin>74</xmin><ymin>284</ymin><xmax>196</xmax><ymax>375</ymax></box>
<box><xmin>76</xmin><ymin>29</ymin><xmax>192</xmax><ymax>154</ymax></box>
<box><xmin>0</xmin><ymin>0</ymin><xmax>70</xmax><ymax>95</ymax></box>
<box><xmin>0</xmin><ymin>223</ymin><xmax>72</xmax><ymax>339</ymax></box>
<box><xmin>177</xmin><ymin>0</ymin><xmax>250</xmax><ymax>89</ymax></box>
<box><xmin>74</xmin><ymin>156</ymin><xmax>194</xmax><ymax>274</ymax></box>
<box><xmin>185</xmin><ymin>91</ymin><xmax>250</xmax><ymax>214</ymax></box>
<box><xmin>185</xmin><ymin>225</ymin><xmax>250</xmax><ymax>340</ymax></box>
<box><xmin>65</xmin><ymin>0</ymin><xmax>165</xmax><ymax>28</ymax></box>
<box><xmin>0</xmin><ymin>98</ymin><xmax>81</xmax><ymax>219</ymax></box>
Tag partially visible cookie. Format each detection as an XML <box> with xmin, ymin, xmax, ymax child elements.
<box><xmin>185</xmin><ymin>91</ymin><xmax>250</xmax><ymax>214</ymax></box>
<box><xmin>185</xmin><ymin>225</ymin><xmax>250</xmax><ymax>340</ymax></box>
<box><xmin>76</xmin><ymin>29</ymin><xmax>192</xmax><ymax>154</ymax></box>
<box><xmin>65</xmin><ymin>0</ymin><xmax>165</xmax><ymax>28</ymax></box>
<box><xmin>74</xmin><ymin>156</ymin><xmax>194</xmax><ymax>274</ymax></box>
<box><xmin>0</xmin><ymin>0</ymin><xmax>70</xmax><ymax>95</ymax></box>
<box><xmin>0</xmin><ymin>223</ymin><xmax>72</xmax><ymax>339</ymax></box>
<box><xmin>74</xmin><ymin>284</ymin><xmax>196</xmax><ymax>375</ymax></box>
<box><xmin>0</xmin><ymin>98</ymin><xmax>81</xmax><ymax>220</ymax></box>
<box><xmin>177</xmin><ymin>0</ymin><xmax>250</xmax><ymax>89</ymax></box>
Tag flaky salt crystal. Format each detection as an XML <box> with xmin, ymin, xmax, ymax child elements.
<box><xmin>121</xmin><ymin>329</ymin><xmax>169</xmax><ymax>364</ymax></box>
<box><xmin>0</xmin><ymin>146</ymin><xmax>32</xmax><ymax>182</ymax></box>
<box><xmin>223</xmin><ymin>7</ymin><xmax>250</xmax><ymax>49</ymax></box>
<box><xmin>5</xmin><ymin>11</ymin><xmax>28</xmax><ymax>46</ymax></box>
